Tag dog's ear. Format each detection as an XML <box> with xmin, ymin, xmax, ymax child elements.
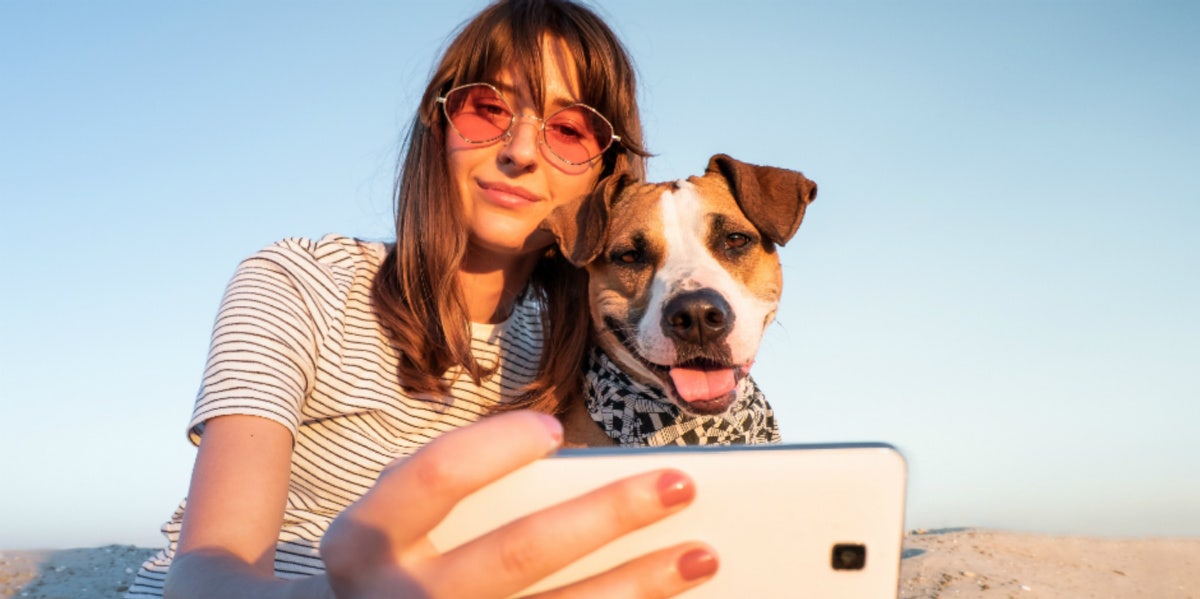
<box><xmin>540</xmin><ymin>172</ymin><xmax>631</xmax><ymax>267</ymax></box>
<box><xmin>706</xmin><ymin>153</ymin><xmax>817</xmax><ymax>246</ymax></box>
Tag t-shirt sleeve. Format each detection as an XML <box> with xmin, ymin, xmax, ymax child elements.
<box><xmin>187</xmin><ymin>239</ymin><xmax>328</xmax><ymax>445</ymax></box>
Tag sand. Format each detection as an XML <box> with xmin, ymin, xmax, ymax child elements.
<box><xmin>2</xmin><ymin>529</ymin><xmax>1197</xmax><ymax>598</ymax></box>
<box><xmin>0</xmin><ymin>545</ymin><xmax>155</xmax><ymax>599</ymax></box>
<box><xmin>899</xmin><ymin>529</ymin><xmax>1199</xmax><ymax>598</ymax></box>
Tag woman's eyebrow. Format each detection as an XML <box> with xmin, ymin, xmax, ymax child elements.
<box><xmin>491</xmin><ymin>81</ymin><xmax>518</xmax><ymax>96</ymax></box>
<box><xmin>492</xmin><ymin>81</ymin><xmax>583</xmax><ymax>111</ymax></box>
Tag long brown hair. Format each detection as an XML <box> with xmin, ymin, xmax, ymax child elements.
<box><xmin>372</xmin><ymin>0</ymin><xmax>647</xmax><ymax>414</ymax></box>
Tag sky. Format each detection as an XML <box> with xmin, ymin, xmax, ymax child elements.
<box><xmin>1</xmin><ymin>0</ymin><xmax>1197</xmax><ymax>550</ymax></box>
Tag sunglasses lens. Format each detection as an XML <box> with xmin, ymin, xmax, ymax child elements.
<box><xmin>443</xmin><ymin>85</ymin><xmax>512</xmax><ymax>142</ymax></box>
<box><xmin>544</xmin><ymin>106</ymin><xmax>613</xmax><ymax>164</ymax></box>
<box><xmin>442</xmin><ymin>84</ymin><xmax>615</xmax><ymax>164</ymax></box>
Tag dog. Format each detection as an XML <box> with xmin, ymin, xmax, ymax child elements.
<box><xmin>544</xmin><ymin>154</ymin><xmax>818</xmax><ymax>447</ymax></box>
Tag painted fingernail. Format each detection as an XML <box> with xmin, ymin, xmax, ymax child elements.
<box><xmin>535</xmin><ymin>413</ymin><xmax>563</xmax><ymax>449</ymax></box>
<box><xmin>678</xmin><ymin>548</ymin><xmax>718</xmax><ymax>581</ymax></box>
<box><xmin>656</xmin><ymin>470</ymin><xmax>695</xmax><ymax>508</ymax></box>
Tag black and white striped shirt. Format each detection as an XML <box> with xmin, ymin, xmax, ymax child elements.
<box><xmin>126</xmin><ymin>234</ymin><xmax>544</xmax><ymax>597</ymax></box>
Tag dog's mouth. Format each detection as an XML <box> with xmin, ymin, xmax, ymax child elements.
<box><xmin>669</xmin><ymin>358</ymin><xmax>737</xmax><ymax>402</ymax></box>
<box><xmin>603</xmin><ymin>317</ymin><xmax>749</xmax><ymax>415</ymax></box>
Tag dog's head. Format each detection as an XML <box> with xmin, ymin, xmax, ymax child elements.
<box><xmin>544</xmin><ymin>154</ymin><xmax>817</xmax><ymax>415</ymax></box>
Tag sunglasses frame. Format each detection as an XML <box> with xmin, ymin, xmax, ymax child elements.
<box><xmin>436</xmin><ymin>82</ymin><xmax>621</xmax><ymax>166</ymax></box>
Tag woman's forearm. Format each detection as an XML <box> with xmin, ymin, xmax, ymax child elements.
<box><xmin>164</xmin><ymin>549</ymin><xmax>335</xmax><ymax>599</ymax></box>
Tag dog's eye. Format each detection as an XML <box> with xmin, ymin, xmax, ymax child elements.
<box><xmin>725</xmin><ymin>233</ymin><xmax>751</xmax><ymax>250</ymax></box>
<box><xmin>614</xmin><ymin>249</ymin><xmax>643</xmax><ymax>264</ymax></box>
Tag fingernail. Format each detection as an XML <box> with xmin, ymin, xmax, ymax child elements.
<box><xmin>678</xmin><ymin>548</ymin><xmax>718</xmax><ymax>581</ymax></box>
<box><xmin>656</xmin><ymin>470</ymin><xmax>695</xmax><ymax>508</ymax></box>
<box><xmin>535</xmin><ymin>413</ymin><xmax>563</xmax><ymax>449</ymax></box>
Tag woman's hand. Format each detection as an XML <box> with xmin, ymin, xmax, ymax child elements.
<box><xmin>320</xmin><ymin>410</ymin><xmax>717</xmax><ymax>598</ymax></box>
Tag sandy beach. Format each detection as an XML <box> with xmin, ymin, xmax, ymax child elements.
<box><xmin>899</xmin><ymin>529</ymin><xmax>1198</xmax><ymax>598</ymax></box>
<box><xmin>2</xmin><ymin>529</ymin><xmax>1197</xmax><ymax>598</ymax></box>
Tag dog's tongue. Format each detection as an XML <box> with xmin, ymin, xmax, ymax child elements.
<box><xmin>669</xmin><ymin>366</ymin><xmax>737</xmax><ymax>403</ymax></box>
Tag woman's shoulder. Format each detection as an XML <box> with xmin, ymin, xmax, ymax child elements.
<box><xmin>225</xmin><ymin>234</ymin><xmax>390</xmax><ymax>309</ymax></box>
<box><xmin>240</xmin><ymin>234</ymin><xmax>387</xmax><ymax>278</ymax></box>
<box><xmin>252</xmin><ymin>234</ymin><xmax>387</xmax><ymax>265</ymax></box>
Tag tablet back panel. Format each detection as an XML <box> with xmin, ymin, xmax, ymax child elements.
<box><xmin>428</xmin><ymin>443</ymin><xmax>907</xmax><ymax>598</ymax></box>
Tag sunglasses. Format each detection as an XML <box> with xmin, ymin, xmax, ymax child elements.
<box><xmin>437</xmin><ymin>83</ymin><xmax>621</xmax><ymax>166</ymax></box>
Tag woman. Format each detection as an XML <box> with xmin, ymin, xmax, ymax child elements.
<box><xmin>127</xmin><ymin>1</ymin><xmax>719</xmax><ymax>597</ymax></box>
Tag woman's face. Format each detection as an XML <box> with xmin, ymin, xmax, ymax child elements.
<box><xmin>446</xmin><ymin>38</ymin><xmax>605</xmax><ymax>265</ymax></box>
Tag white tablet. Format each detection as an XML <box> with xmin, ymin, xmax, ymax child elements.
<box><xmin>428</xmin><ymin>443</ymin><xmax>908</xmax><ymax>598</ymax></box>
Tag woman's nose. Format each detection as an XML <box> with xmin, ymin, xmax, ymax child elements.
<box><xmin>500</xmin><ymin>115</ymin><xmax>541</xmax><ymax>168</ymax></box>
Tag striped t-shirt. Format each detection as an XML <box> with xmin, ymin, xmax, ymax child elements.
<box><xmin>126</xmin><ymin>234</ymin><xmax>544</xmax><ymax>597</ymax></box>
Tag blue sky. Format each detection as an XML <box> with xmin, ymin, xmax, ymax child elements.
<box><xmin>2</xmin><ymin>1</ymin><xmax>1197</xmax><ymax>549</ymax></box>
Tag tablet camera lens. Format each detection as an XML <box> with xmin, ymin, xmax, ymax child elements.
<box><xmin>831</xmin><ymin>543</ymin><xmax>867</xmax><ymax>570</ymax></box>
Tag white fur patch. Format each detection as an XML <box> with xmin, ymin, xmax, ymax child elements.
<box><xmin>634</xmin><ymin>181</ymin><xmax>779</xmax><ymax>366</ymax></box>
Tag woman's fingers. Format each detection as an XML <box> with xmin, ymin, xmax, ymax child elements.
<box><xmin>322</xmin><ymin>411</ymin><xmax>565</xmax><ymax>595</ymax></box>
<box><xmin>431</xmin><ymin>468</ymin><xmax>701</xmax><ymax>596</ymax></box>
<box><xmin>324</xmin><ymin>412</ymin><xmax>718</xmax><ymax>598</ymax></box>
<box><xmin>527</xmin><ymin>543</ymin><xmax>719</xmax><ymax>599</ymax></box>
<box><xmin>350</xmin><ymin>411</ymin><xmax>564</xmax><ymax>547</ymax></box>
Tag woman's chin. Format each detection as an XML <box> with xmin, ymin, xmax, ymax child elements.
<box><xmin>465</xmin><ymin>232</ymin><xmax>554</xmax><ymax>262</ymax></box>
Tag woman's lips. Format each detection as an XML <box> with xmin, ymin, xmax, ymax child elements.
<box><xmin>478</xmin><ymin>180</ymin><xmax>542</xmax><ymax>208</ymax></box>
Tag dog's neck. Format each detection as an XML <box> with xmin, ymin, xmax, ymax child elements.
<box><xmin>561</xmin><ymin>398</ymin><xmax>616</xmax><ymax>448</ymax></box>
<box><xmin>580</xmin><ymin>347</ymin><xmax>780</xmax><ymax>446</ymax></box>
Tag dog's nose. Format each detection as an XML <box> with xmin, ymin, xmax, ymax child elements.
<box><xmin>662</xmin><ymin>289</ymin><xmax>734</xmax><ymax>345</ymax></box>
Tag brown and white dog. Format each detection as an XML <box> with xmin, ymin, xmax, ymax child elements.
<box><xmin>546</xmin><ymin>154</ymin><xmax>817</xmax><ymax>444</ymax></box>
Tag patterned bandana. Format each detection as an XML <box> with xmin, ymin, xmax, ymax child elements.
<box><xmin>584</xmin><ymin>347</ymin><xmax>781</xmax><ymax>446</ymax></box>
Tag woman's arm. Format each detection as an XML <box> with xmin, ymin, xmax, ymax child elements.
<box><xmin>164</xmin><ymin>414</ymin><xmax>331</xmax><ymax>599</ymax></box>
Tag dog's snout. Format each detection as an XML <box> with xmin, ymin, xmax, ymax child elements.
<box><xmin>662</xmin><ymin>289</ymin><xmax>734</xmax><ymax>345</ymax></box>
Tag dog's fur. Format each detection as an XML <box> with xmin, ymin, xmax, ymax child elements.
<box><xmin>546</xmin><ymin>154</ymin><xmax>817</xmax><ymax>446</ymax></box>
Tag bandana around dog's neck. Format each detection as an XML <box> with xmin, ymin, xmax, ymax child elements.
<box><xmin>584</xmin><ymin>346</ymin><xmax>781</xmax><ymax>446</ymax></box>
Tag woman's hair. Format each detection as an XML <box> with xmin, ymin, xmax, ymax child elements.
<box><xmin>372</xmin><ymin>0</ymin><xmax>647</xmax><ymax>414</ymax></box>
